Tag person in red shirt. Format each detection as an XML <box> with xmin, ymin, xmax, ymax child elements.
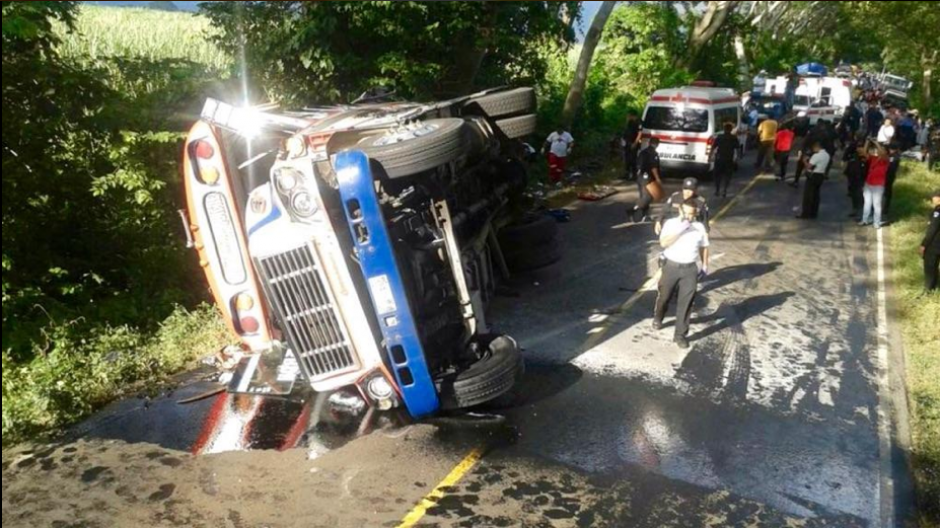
<box><xmin>859</xmin><ymin>139</ymin><xmax>890</xmax><ymax>228</ymax></box>
<box><xmin>774</xmin><ymin>124</ymin><xmax>796</xmax><ymax>182</ymax></box>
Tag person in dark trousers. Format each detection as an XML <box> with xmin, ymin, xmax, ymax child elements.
<box><xmin>822</xmin><ymin>120</ymin><xmax>837</xmax><ymax>178</ymax></box>
<box><xmin>843</xmin><ymin>134</ymin><xmax>866</xmax><ymax>220</ymax></box>
<box><xmin>921</xmin><ymin>191</ymin><xmax>940</xmax><ymax>291</ymax></box>
<box><xmin>866</xmin><ymin>105</ymin><xmax>884</xmax><ymax>139</ymax></box>
<box><xmin>622</xmin><ymin>111</ymin><xmax>642</xmax><ymax>181</ymax></box>
<box><xmin>653</xmin><ymin>199</ymin><xmax>711</xmax><ymax>350</ymax></box>
<box><xmin>631</xmin><ymin>138</ymin><xmax>662</xmax><ymax>223</ymax></box>
<box><xmin>655</xmin><ymin>177</ymin><xmax>710</xmax><ymax>235</ymax></box>
<box><xmin>712</xmin><ymin>122</ymin><xmax>740</xmax><ymax>197</ymax></box>
<box><xmin>882</xmin><ymin>143</ymin><xmax>902</xmax><ymax>220</ymax></box>
<box><xmin>774</xmin><ymin>124</ymin><xmax>796</xmax><ymax>182</ymax></box>
<box><xmin>796</xmin><ymin>141</ymin><xmax>830</xmax><ymax>219</ymax></box>
<box><xmin>790</xmin><ymin>121</ymin><xmax>825</xmax><ymax>187</ymax></box>
<box><xmin>841</xmin><ymin>103</ymin><xmax>862</xmax><ymax>148</ymax></box>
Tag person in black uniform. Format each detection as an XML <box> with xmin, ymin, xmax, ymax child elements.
<box><xmin>631</xmin><ymin>138</ymin><xmax>662</xmax><ymax>223</ymax></box>
<box><xmin>655</xmin><ymin>177</ymin><xmax>710</xmax><ymax>235</ymax></box>
<box><xmin>622</xmin><ymin>111</ymin><xmax>642</xmax><ymax>181</ymax></box>
<box><xmin>921</xmin><ymin>190</ymin><xmax>940</xmax><ymax>291</ymax></box>
<box><xmin>712</xmin><ymin>122</ymin><xmax>740</xmax><ymax>198</ymax></box>
<box><xmin>843</xmin><ymin>133</ymin><xmax>866</xmax><ymax>220</ymax></box>
<box><xmin>790</xmin><ymin>121</ymin><xmax>824</xmax><ymax>187</ymax></box>
<box><xmin>882</xmin><ymin>143</ymin><xmax>902</xmax><ymax>220</ymax></box>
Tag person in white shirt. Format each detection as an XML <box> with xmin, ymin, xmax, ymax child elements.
<box><xmin>543</xmin><ymin>127</ymin><xmax>575</xmax><ymax>185</ymax></box>
<box><xmin>877</xmin><ymin>118</ymin><xmax>895</xmax><ymax>145</ymax></box>
<box><xmin>796</xmin><ymin>141</ymin><xmax>831</xmax><ymax>219</ymax></box>
<box><xmin>652</xmin><ymin>199</ymin><xmax>711</xmax><ymax>349</ymax></box>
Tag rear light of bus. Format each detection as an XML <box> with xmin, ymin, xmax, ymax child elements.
<box><xmin>233</xmin><ymin>293</ymin><xmax>260</xmax><ymax>336</ymax></box>
<box><xmin>706</xmin><ymin>136</ymin><xmax>716</xmax><ymax>157</ymax></box>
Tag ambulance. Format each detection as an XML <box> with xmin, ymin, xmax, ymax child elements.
<box><xmin>641</xmin><ymin>86</ymin><xmax>741</xmax><ymax>175</ymax></box>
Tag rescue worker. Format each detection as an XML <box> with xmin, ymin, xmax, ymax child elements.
<box><xmin>655</xmin><ymin>177</ymin><xmax>710</xmax><ymax>235</ymax></box>
<box><xmin>631</xmin><ymin>137</ymin><xmax>662</xmax><ymax>223</ymax></box>
<box><xmin>652</xmin><ymin>199</ymin><xmax>711</xmax><ymax>350</ymax></box>
<box><xmin>921</xmin><ymin>190</ymin><xmax>940</xmax><ymax>292</ymax></box>
<box><xmin>622</xmin><ymin>111</ymin><xmax>642</xmax><ymax>181</ymax></box>
<box><xmin>543</xmin><ymin>126</ymin><xmax>574</xmax><ymax>186</ymax></box>
<box><xmin>712</xmin><ymin>122</ymin><xmax>740</xmax><ymax>198</ymax></box>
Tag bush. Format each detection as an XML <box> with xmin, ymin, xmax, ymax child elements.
<box><xmin>2</xmin><ymin>304</ymin><xmax>230</xmax><ymax>445</ymax></box>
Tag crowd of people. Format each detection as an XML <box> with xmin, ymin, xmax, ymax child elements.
<box><xmin>537</xmin><ymin>87</ymin><xmax>938</xmax><ymax>350</ymax></box>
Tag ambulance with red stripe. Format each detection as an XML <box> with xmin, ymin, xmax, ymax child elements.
<box><xmin>641</xmin><ymin>86</ymin><xmax>741</xmax><ymax>175</ymax></box>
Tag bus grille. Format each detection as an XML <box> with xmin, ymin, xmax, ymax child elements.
<box><xmin>256</xmin><ymin>245</ymin><xmax>356</xmax><ymax>379</ymax></box>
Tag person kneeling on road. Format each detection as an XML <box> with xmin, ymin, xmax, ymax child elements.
<box><xmin>653</xmin><ymin>199</ymin><xmax>711</xmax><ymax>350</ymax></box>
<box><xmin>920</xmin><ymin>190</ymin><xmax>940</xmax><ymax>292</ymax></box>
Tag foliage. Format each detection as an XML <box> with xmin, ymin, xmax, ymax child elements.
<box><xmin>3</xmin><ymin>2</ymin><xmax>232</xmax><ymax>444</ymax></box>
<box><xmin>200</xmin><ymin>1</ymin><xmax>579</xmax><ymax>105</ymax></box>
<box><xmin>595</xmin><ymin>3</ymin><xmax>695</xmax><ymax>110</ymax></box>
<box><xmin>889</xmin><ymin>162</ymin><xmax>940</xmax><ymax>526</ymax></box>
<box><xmin>2</xmin><ymin>304</ymin><xmax>231</xmax><ymax>445</ymax></box>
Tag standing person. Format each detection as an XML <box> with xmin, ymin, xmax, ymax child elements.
<box><xmin>774</xmin><ymin>123</ymin><xmax>796</xmax><ymax>182</ymax></box>
<box><xmin>882</xmin><ymin>143</ymin><xmax>902</xmax><ymax>220</ymax></box>
<box><xmin>877</xmin><ymin>118</ymin><xmax>896</xmax><ymax>146</ymax></box>
<box><xmin>822</xmin><ymin>120</ymin><xmax>838</xmax><ymax>178</ymax></box>
<box><xmin>652</xmin><ymin>199</ymin><xmax>711</xmax><ymax>350</ymax></box>
<box><xmin>859</xmin><ymin>139</ymin><xmax>890</xmax><ymax>229</ymax></box>
<box><xmin>656</xmin><ymin>177</ymin><xmax>710</xmax><ymax>235</ymax></box>
<box><xmin>843</xmin><ymin>103</ymin><xmax>862</xmax><ymax>143</ymax></box>
<box><xmin>790</xmin><ymin>121</ymin><xmax>824</xmax><ymax>187</ymax></box>
<box><xmin>712</xmin><ymin>122</ymin><xmax>740</xmax><ymax>197</ymax></box>
<box><xmin>755</xmin><ymin>115</ymin><xmax>779</xmax><ymax>172</ymax></box>
<box><xmin>795</xmin><ymin>141</ymin><xmax>830</xmax><ymax>219</ymax></box>
<box><xmin>631</xmin><ymin>138</ymin><xmax>662</xmax><ymax>223</ymax></box>
<box><xmin>622</xmin><ymin>112</ymin><xmax>642</xmax><ymax>181</ymax></box>
<box><xmin>866</xmin><ymin>105</ymin><xmax>884</xmax><ymax>139</ymax></box>
<box><xmin>844</xmin><ymin>133</ymin><xmax>866</xmax><ymax>220</ymax></box>
<box><xmin>543</xmin><ymin>126</ymin><xmax>574</xmax><ymax>186</ymax></box>
<box><xmin>920</xmin><ymin>190</ymin><xmax>940</xmax><ymax>291</ymax></box>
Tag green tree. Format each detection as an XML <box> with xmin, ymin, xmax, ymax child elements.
<box><xmin>200</xmin><ymin>1</ymin><xmax>579</xmax><ymax>105</ymax></box>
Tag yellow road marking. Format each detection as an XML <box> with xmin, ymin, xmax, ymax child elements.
<box><xmin>396</xmin><ymin>173</ymin><xmax>769</xmax><ymax>528</ymax></box>
<box><xmin>398</xmin><ymin>447</ymin><xmax>485</xmax><ymax>528</ymax></box>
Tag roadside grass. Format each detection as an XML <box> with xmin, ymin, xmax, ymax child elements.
<box><xmin>2</xmin><ymin>305</ymin><xmax>231</xmax><ymax>447</ymax></box>
<box><xmin>889</xmin><ymin>161</ymin><xmax>940</xmax><ymax>526</ymax></box>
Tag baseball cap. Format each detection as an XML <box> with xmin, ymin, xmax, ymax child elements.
<box><xmin>932</xmin><ymin>189</ymin><xmax>940</xmax><ymax>199</ymax></box>
<box><xmin>682</xmin><ymin>177</ymin><xmax>699</xmax><ymax>190</ymax></box>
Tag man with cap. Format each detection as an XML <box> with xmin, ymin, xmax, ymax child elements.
<box><xmin>921</xmin><ymin>190</ymin><xmax>940</xmax><ymax>292</ymax></box>
<box><xmin>631</xmin><ymin>137</ymin><xmax>662</xmax><ymax>223</ymax></box>
<box><xmin>655</xmin><ymin>177</ymin><xmax>710</xmax><ymax>236</ymax></box>
<box><xmin>653</xmin><ymin>198</ymin><xmax>711</xmax><ymax>350</ymax></box>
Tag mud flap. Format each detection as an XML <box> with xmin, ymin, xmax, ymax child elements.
<box><xmin>333</xmin><ymin>150</ymin><xmax>441</xmax><ymax>418</ymax></box>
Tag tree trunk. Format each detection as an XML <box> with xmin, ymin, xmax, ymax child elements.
<box><xmin>561</xmin><ymin>0</ymin><xmax>616</xmax><ymax>128</ymax></box>
<box><xmin>733</xmin><ymin>33</ymin><xmax>750</xmax><ymax>92</ymax></box>
<box><xmin>684</xmin><ymin>1</ymin><xmax>738</xmax><ymax>67</ymax></box>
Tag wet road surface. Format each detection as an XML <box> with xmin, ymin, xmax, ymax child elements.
<box><xmin>2</xmin><ymin>153</ymin><xmax>908</xmax><ymax>527</ymax></box>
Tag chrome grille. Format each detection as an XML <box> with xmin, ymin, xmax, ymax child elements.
<box><xmin>256</xmin><ymin>245</ymin><xmax>356</xmax><ymax>378</ymax></box>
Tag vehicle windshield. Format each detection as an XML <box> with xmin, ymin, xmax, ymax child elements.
<box><xmin>792</xmin><ymin>95</ymin><xmax>813</xmax><ymax>107</ymax></box>
<box><xmin>643</xmin><ymin>106</ymin><xmax>709</xmax><ymax>133</ymax></box>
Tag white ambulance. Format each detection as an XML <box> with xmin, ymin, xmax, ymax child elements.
<box><xmin>641</xmin><ymin>86</ymin><xmax>741</xmax><ymax>175</ymax></box>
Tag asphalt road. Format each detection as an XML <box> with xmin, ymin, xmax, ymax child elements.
<box><xmin>2</xmin><ymin>151</ymin><xmax>912</xmax><ymax>528</ymax></box>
